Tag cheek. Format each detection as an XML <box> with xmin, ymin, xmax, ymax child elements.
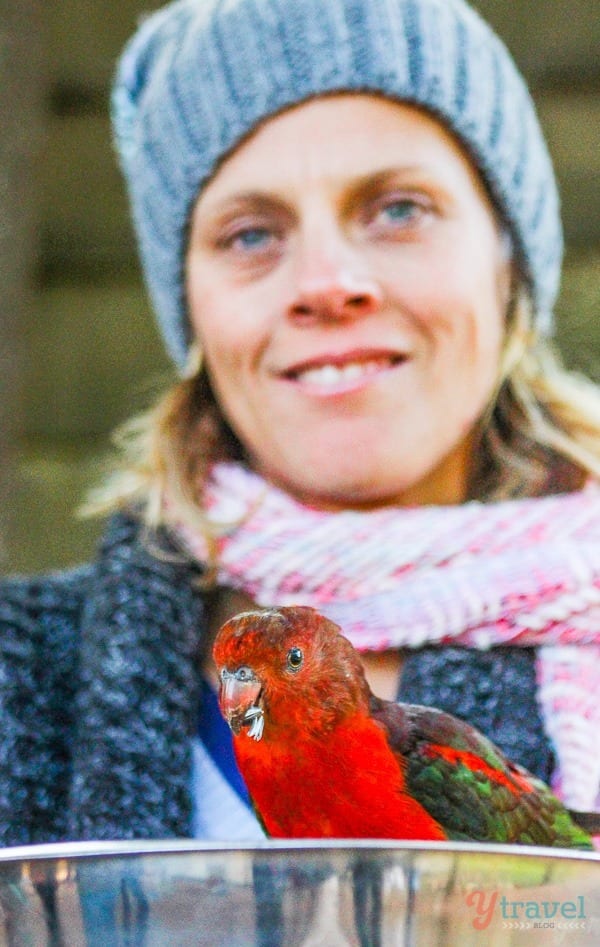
<box><xmin>187</xmin><ymin>274</ymin><xmax>251</xmax><ymax>373</ymax></box>
<box><xmin>187</xmin><ymin>267</ymin><xmax>220</xmax><ymax>345</ymax></box>
<box><xmin>422</xmin><ymin>266</ymin><xmax>506</xmax><ymax>407</ymax></box>
<box><xmin>199</xmin><ymin>328</ymin><xmax>257</xmax><ymax>414</ymax></box>
<box><xmin>187</xmin><ymin>256</ymin><xmax>279</xmax><ymax>370</ymax></box>
<box><xmin>432</xmin><ymin>243</ymin><xmax>507</xmax><ymax>350</ymax></box>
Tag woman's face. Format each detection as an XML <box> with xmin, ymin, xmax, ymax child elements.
<box><xmin>186</xmin><ymin>94</ymin><xmax>511</xmax><ymax>508</ymax></box>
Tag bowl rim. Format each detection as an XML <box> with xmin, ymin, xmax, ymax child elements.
<box><xmin>0</xmin><ymin>838</ymin><xmax>598</xmax><ymax>865</ymax></box>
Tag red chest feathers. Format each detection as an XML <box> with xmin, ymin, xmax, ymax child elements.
<box><xmin>233</xmin><ymin>714</ymin><xmax>446</xmax><ymax>840</ymax></box>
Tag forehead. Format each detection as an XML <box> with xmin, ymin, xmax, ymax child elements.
<box><xmin>196</xmin><ymin>93</ymin><xmax>487</xmax><ymax>210</ymax></box>
<box><xmin>215</xmin><ymin>611</ymin><xmax>293</xmax><ymax>658</ymax></box>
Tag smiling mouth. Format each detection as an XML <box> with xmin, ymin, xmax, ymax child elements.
<box><xmin>285</xmin><ymin>355</ymin><xmax>406</xmax><ymax>390</ymax></box>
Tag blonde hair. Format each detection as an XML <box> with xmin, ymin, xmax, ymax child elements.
<box><xmin>85</xmin><ymin>284</ymin><xmax>600</xmax><ymax>530</ymax></box>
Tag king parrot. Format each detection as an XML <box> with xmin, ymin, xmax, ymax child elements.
<box><xmin>212</xmin><ymin>605</ymin><xmax>594</xmax><ymax>848</ymax></box>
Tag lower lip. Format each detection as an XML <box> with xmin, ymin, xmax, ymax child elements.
<box><xmin>284</xmin><ymin>360</ymin><xmax>406</xmax><ymax>397</ymax></box>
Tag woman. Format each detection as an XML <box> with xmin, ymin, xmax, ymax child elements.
<box><xmin>1</xmin><ymin>0</ymin><xmax>599</xmax><ymax>846</ymax></box>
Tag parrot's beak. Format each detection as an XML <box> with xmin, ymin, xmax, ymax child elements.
<box><xmin>219</xmin><ymin>669</ymin><xmax>263</xmax><ymax>738</ymax></box>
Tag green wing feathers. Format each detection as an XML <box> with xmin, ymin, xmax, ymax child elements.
<box><xmin>372</xmin><ymin>698</ymin><xmax>593</xmax><ymax>849</ymax></box>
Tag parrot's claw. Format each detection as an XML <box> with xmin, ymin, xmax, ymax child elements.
<box><xmin>245</xmin><ymin>706</ymin><xmax>265</xmax><ymax>741</ymax></box>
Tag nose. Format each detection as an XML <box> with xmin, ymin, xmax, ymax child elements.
<box><xmin>287</xmin><ymin>230</ymin><xmax>383</xmax><ymax>323</ymax></box>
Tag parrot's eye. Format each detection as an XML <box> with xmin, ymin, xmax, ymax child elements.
<box><xmin>286</xmin><ymin>647</ymin><xmax>304</xmax><ymax>671</ymax></box>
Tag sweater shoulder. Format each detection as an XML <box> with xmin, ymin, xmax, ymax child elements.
<box><xmin>0</xmin><ymin>563</ymin><xmax>92</xmax><ymax>616</ymax></box>
<box><xmin>0</xmin><ymin>511</ymin><xmax>204</xmax><ymax>635</ymax></box>
<box><xmin>0</xmin><ymin>564</ymin><xmax>92</xmax><ymax>666</ymax></box>
<box><xmin>0</xmin><ymin>565</ymin><xmax>92</xmax><ymax>845</ymax></box>
<box><xmin>0</xmin><ymin>512</ymin><xmax>207</xmax><ymax>844</ymax></box>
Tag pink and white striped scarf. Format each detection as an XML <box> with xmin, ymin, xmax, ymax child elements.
<box><xmin>175</xmin><ymin>462</ymin><xmax>600</xmax><ymax>810</ymax></box>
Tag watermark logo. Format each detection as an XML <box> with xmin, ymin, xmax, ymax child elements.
<box><xmin>464</xmin><ymin>890</ymin><xmax>587</xmax><ymax>932</ymax></box>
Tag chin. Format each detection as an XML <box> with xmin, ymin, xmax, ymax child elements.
<box><xmin>279</xmin><ymin>470</ymin><xmax>411</xmax><ymax>511</ymax></box>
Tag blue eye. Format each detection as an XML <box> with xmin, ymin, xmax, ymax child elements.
<box><xmin>230</xmin><ymin>227</ymin><xmax>272</xmax><ymax>250</ymax></box>
<box><xmin>380</xmin><ymin>200</ymin><xmax>418</xmax><ymax>223</ymax></box>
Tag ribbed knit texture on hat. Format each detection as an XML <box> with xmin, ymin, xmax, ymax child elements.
<box><xmin>112</xmin><ymin>0</ymin><xmax>562</xmax><ymax>368</ymax></box>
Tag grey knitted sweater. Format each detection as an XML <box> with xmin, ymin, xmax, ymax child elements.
<box><xmin>0</xmin><ymin>513</ymin><xmax>553</xmax><ymax>847</ymax></box>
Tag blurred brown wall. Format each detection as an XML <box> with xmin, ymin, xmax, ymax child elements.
<box><xmin>0</xmin><ymin>2</ymin><xmax>44</xmax><ymax>566</ymax></box>
<box><xmin>3</xmin><ymin>0</ymin><xmax>600</xmax><ymax>573</ymax></box>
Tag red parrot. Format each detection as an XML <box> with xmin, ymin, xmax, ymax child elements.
<box><xmin>212</xmin><ymin>605</ymin><xmax>594</xmax><ymax>848</ymax></box>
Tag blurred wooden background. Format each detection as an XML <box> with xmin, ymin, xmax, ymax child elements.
<box><xmin>1</xmin><ymin>0</ymin><xmax>599</xmax><ymax>574</ymax></box>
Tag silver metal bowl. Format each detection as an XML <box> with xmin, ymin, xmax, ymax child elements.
<box><xmin>0</xmin><ymin>839</ymin><xmax>598</xmax><ymax>945</ymax></box>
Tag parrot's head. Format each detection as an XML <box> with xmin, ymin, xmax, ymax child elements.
<box><xmin>213</xmin><ymin>606</ymin><xmax>370</xmax><ymax>742</ymax></box>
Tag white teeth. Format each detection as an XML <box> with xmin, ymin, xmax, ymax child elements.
<box><xmin>297</xmin><ymin>359</ymin><xmax>392</xmax><ymax>387</ymax></box>
<box><xmin>343</xmin><ymin>363</ymin><xmax>365</xmax><ymax>380</ymax></box>
<box><xmin>303</xmin><ymin>364</ymin><xmax>341</xmax><ymax>386</ymax></box>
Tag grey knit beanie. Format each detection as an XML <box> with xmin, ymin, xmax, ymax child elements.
<box><xmin>112</xmin><ymin>0</ymin><xmax>562</xmax><ymax>369</ymax></box>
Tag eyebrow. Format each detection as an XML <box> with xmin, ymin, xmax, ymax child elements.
<box><xmin>200</xmin><ymin>165</ymin><xmax>434</xmax><ymax>223</ymax></box>
<box><xmin>198</xmin><ymin>191</ymin><xmax>293</xmax><ymax>228</ymax></box>
<box><xmin>340</xmin><ymin>167</ymin><xmax>427</xmax><ymax>213</ymax></box>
